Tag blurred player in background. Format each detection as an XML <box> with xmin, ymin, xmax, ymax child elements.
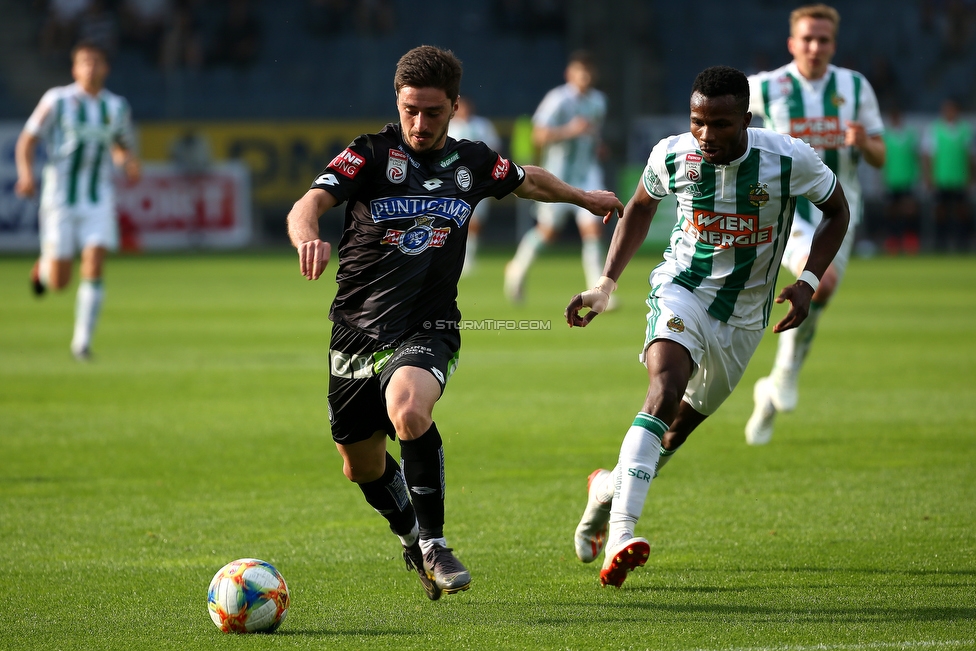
<box><xmin>566</xmin><ymin>66</ymin><xmax>849</xmax><ymax>587</ymax></box>
<box><xmin>744</xmin><ymin>3</ymin><xmax>885</xmax><ymax>445</ymax></box>
<box><xmin>505</xmin><ymin>50</ymin><xmax>610</xmax><ymax>305</ymax></box>
<box><xmin>286</xmin><ymin>45</ymin><xmax>622</xmax><ymax>601</ymax></box>
<box><xmin>448</xmin><ymin>95</ymin><xmax>501</xmax><ymax>276</ymax></box>
<box><xmin>922</xmin><ymin>98</ymin><xmax>975</xmax><ymax>252</ymax></box>
<box><xmin>881</xmin><ymin>106</ymin><xmax>921</xmax><ymax>255</ymax></box>
<box><xmin>15</xmin><ymin>40</ymin><xmax>141</xmax><ymax>361</ymax></box>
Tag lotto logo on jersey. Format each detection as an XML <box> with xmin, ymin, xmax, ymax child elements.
<box><xmin>329</xmin><ymin>148</ymin><xmax>365</xmax><ymax>179</ymax></box>
<box><xmin>790</xmin><ymin>117</ymin><xmax>845</xmax><ymax>149</ymax></box>
<box><xmin>492</xmin><ymin>155</ymin><xmax>510</xmax><ymax>180</ymax></box>
<box><xmin>684</xmin><ymin>210</ymin><xmax>773</xmax><ymax>249</ymax></box>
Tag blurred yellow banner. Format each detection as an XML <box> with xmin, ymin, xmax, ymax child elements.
<box><xmin>139</xmin><ymin>120</ymin><xmax>389</xmax><ymax>205</ymax></box>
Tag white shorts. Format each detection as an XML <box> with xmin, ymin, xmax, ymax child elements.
<box><xmin>781</xmin><ymin>215</ymin><xmax>856</xmax><ymax>281</ymax></box>
<box><xmin>640</xmin><ymin>282</ymin><xmax>764</xmax><ymax>416</ymax></box>
<box><xmin>40</xmin><ymin>204</ymin><xmax>118</xmax><ymax>259</ymax></box>
<box><xmin>535</xmin><ymin>167</ymin><xmax>604</xmax><ymax>231</ymax></box>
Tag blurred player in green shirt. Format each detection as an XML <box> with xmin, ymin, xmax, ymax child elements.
<box><xmin>922</xmin><ymin>98</ymin><xmax>975</xmax><ymax>252</ymax></box>
<box><xmin>882</xmin><ymin>107</ymin><xmax>921</xmax><ymax>254</ymax></box>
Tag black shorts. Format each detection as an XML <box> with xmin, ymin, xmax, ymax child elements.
<box><xmin>327</xmin><ymin>322</ymin><xmax>461</xmax><ymax>445</ymax></box>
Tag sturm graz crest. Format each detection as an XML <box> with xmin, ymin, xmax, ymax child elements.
<box><xmin>381</xmin><ymin>216</ymin><xmax>451</xmax><ymax>255</ymax></box>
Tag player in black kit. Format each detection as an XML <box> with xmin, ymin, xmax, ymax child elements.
<box><xmin>287</xmin><ymin>45</ymin><xmax>623</xmax><ymax>600</ymax></box>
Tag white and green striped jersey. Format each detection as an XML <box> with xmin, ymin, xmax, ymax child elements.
<box><xmin>642</xmin><ymin>128</ymin><xmax>836</xmax><ymax>330</ymax></box>
<box><xmin>533</xmin><ymin>83</ymin><xmax>606</xmax><ymax>187</ymax></box>
<box><xmin>24</xmin><ymin>82</ymin><xmax>136</xmax><ymax>210</ymax></box>
<box><xmin>748</xmin><ymin>63</ymin><xmax>883</xmax><ymax>225</ymax></box>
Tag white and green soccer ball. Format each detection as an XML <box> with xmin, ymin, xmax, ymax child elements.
<box><xmin>207</xmin><ymin>558</ymin><xmax>289</xmax><ymax>634</ymax></box>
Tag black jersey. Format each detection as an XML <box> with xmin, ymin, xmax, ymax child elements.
<box><xmin>311</xmin><ymin>123</ymin><xmax>526</xmax><ymax>343</ymax></box>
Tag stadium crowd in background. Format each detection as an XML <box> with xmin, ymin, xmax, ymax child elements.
<box><xmin>566</xmin><ymin>64</ymin><xmax>850</xmax><ymax>588</ymax></box>
<box><xmin>744</xmin><ymin>2</ymin><xmax>885</xmax><ymax>447</ymax></box>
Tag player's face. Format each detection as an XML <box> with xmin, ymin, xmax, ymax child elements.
<box><xmin>397</xmin><ymin>86</ymin><xmax>458</xmax><ymax>153</ymax></box>
<box><xmin>566</xmin><ymin>61</ymin><xmax>594</xmax><ymax>93</ymax></box>
<box><xmin>788</xmin><ymin>16</ymin><xmax>836</xmax><ymax>80</ymax></box>
<box><xmin>72</xmin><ymin>48</ymin><xmax>109</xmax><ymax>94</ymax></box>
<box><xmin>689</xmin><ymin>91</ymin><xmax>750</xmax><ymax>165</ymax></box>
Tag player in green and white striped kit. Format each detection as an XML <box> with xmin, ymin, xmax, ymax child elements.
<box><xmin>565</xmin><ymin>66</ymin><xmax>850</xmax><ymax>587</ymax></box>
<box><xmin>15</xmin><ymin>41</ymin><xmax>141</xmax><ymax>360</ymax></box>
<box><xmin>744</xmin><ymin>3</ymin><xmax>885</xmax><ymax>444</ymax></box>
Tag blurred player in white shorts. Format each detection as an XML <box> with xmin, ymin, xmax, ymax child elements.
<box><xmin>448</xmin><ymin>95</ymin><xmax>501</xmax><ymax>276</ymax></box>
<box><xmin>744</xmin><ymin>3</ymin><xmax>885</xmax><ymax>444</ymax></box>
<box><xmin>505</xmin><ymin>50</ymin><xmax>610</xmax><ymax>304</ymax></box>
<box><xmin>15</xmin><ymin>41</ymin><xmax>141</xmax><ymax>360</ymax></box>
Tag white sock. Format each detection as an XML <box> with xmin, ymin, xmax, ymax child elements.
<box><xmin>582</xmin><ymin>237</ymin><xmax>603</xmax><ymax>288</ymax></box>
<box><xmin>419</xmin><ymin>536</ymin><xmax>447</xmax><ymax>554</ymax></box>
<box><xmin>655</xmin><ymin>443</ymin><xmax>681</xmax><ymax>475</ymax></box>
<box><xmin>595</xmin><ymin>465</ymin><xmax>618</xmax><ymax>504</ymax></box>
<box><xmin>510</xmin><ymin>227</ymin><xmax>545</xmax><ymax>275</ymax></box>
<box><xmin>398</xmin><ymin>522</ymin><xmax>420</xmax><ymax>548</ymax></box>
<box><xmin>608</xmin><ymin>412</ymin><xmax>667</xmax><ymax>549</ymax></box>
<box><xmin>71</xmin><ymin>279</ymin><xmax>104</xmax><ymax>353</ymax></box>
<box><xmin>772</xmin><ymin>302</ymin><xmax>824</xmax><ymax>385</ymax></box>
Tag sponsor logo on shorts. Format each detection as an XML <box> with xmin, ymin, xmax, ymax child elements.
<box><xmin>329</xmin><ymin>148</ymin><xmax>365</xmax><ymax>179</ymax></box>
<box><xmin>329</xmin><ymin>350</ymin><xmax>374</xmax><ymax>379</ymax></box>
<box><xmin>455</xmin><ymin>166</ymin><xmax>472</xmax><ymax>191</ymax></box>
<box><xmin>667</xmin><ymin>316</ymin><xmax>685</xmax><ymax>333</ymax></box>
<box><xmin>381</xmin><ymin>216</ymin><xmax>450</xmax><ymax>255</ymax></box>
<box><xmin>387</xmin><ymin>149</ymin><xmax>408</xmax><ymax>184</ymax></box>
<box><xmin>683</xmin><ymin>209</ymin><xmax>773</xmax><ymax>249</ymax></box>
<box><xmin>492</xmin><ymin>155</ymin><xmax>510</xmax><ymax>180</ymax></box>
<box><xmin>430</xmin><ymin>367</ymin><xmax>445</xmax><ymax>384</ymax></box>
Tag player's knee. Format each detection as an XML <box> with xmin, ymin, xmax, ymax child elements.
<box><xmin>388</xmin><ymin>402</ymin><xmax>432</xmax><ymax>440</ymax></box>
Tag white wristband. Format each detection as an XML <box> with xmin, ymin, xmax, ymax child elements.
<box><xmin>797</xmin><ymin>270</ymin><xmax>820</xmax><ymax>293</ymax></box>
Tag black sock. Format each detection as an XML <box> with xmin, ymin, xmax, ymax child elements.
<box><xmin>357</xmin><ymin>453</ymin><xmax>417</xmax><ymax>538</ymax></box>
<box><xmin>399</xmin><ymin>423</ymin><xmax>445</xmax><ymax>540</ymax></box>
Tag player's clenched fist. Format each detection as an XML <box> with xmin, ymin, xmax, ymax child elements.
<box><xmin>298</xmin><ymin>239</ymin><xmax>331</xmax><ymax>280</ymax></box>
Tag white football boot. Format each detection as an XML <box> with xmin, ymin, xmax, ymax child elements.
<box><xmin>574</xmin><ymin>469</ymin><xmax>612</xmax><ymax>562</ymax></box>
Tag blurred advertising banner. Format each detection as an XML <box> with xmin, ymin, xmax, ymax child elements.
<box><xmin>138</xmin><ymin>121</ymin><xmax>386</xmax><ymax>207</ymax></box>
<box><xmin>116</xmin><ymin>162</ymin><xmax>251</xmax><ymax>251</ymax></box>
<box><xmin>0</xmin><ymin>121</ymin><xmax>251</xmax><ymax>251</ymax></box>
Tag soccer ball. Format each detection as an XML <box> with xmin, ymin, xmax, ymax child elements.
<box><xmin>207</xmin><ymin>558</ymin><xmax>290</xmax><ymax>633</ymax></box>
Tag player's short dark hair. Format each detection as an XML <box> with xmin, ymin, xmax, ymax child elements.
<box><xmin>71</xmin><ymin>40</ymin><xmax>110</xmax><ymax>63</ymax></box>
<box><xmin>394</xmin><ymin>45</ymin><xmax>463</xmax><ymax>102</ymax></box>
<box><xmin>568</xmin><ymin>49</ymin><xmax>595</xmax><ymax>70</ymax></box>
<box><xmin>692</xmin><ymin>66</ymin><xmax>750</xmax><ymax>114</ymax></box>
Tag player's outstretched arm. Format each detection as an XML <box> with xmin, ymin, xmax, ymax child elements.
<box><xmin>565</xmin><ymin>181</ymin><xmax>661</xmax><ymax>328</ymax></box>
<box><xmin>287</xmin><ymin>188</ymin><xmax>337</xmax><ymax>281</ymax></box>
<box><xmin>773</xmin><ymin>182</ymin><xmax>850</xmax><ymax>333</ymax></box>
<box><xmin>516</xmin><ymin>165</ymin><xmax>623</xmax><ymax>224</ymax></box>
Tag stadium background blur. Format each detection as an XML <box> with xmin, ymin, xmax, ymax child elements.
<box><xmin>1</xmin><ymin>0</ymin><xmax>974</xmax><ymax>252</ymax></box>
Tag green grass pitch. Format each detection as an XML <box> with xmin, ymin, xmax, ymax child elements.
<box><xmin>1</xmin><ymin>249</ymin><xmax>974</xmax><ymax>650</ymax></box>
